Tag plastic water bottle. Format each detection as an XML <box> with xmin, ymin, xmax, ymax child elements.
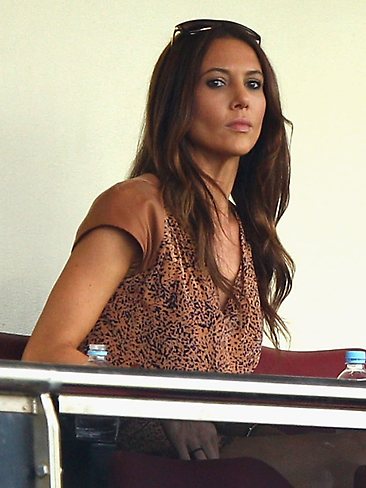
<box><xmin>337</xmin><ymin>350</ymin><xmax>366</xmax><ymax>381</ymax></box>
<box><xmin>87</xmin><ymin>344</ymin><xmax>109</xmax><ymax>364</ymax></box>
<box><xmin>75</xmin><ymin>344</ymin><xmax>120</xmax><ymax>443</ymax></box>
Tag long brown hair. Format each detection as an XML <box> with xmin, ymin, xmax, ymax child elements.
<box><xmin>130</xmin><ymin>23</ymin><xmax>294</xmax><ymax>347</ymax></box>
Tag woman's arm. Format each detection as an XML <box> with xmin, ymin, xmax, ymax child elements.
<box><xmin>22</xmin><ymin>226</ymin><xmax>140</xmax><ymax>364</ymax></box>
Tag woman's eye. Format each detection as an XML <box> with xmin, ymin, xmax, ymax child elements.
<box><xmin>246</xmin><ymin>79</ymin><xmax>263</xmax><ymax>90</ymax></box>
<box><xmin>206</xmin><ymin>78</ymin><xmax>226</xmax><ymax>88</ymax></box>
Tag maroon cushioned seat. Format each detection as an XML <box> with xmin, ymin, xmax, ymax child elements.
<box><xmin>0</xmin><ymin>332</ymin><xmax>28</xmax><ymax>360</ymax></box>
<box><xmin>109</xmin><ymin>450</ymin><xmax>292</xmax><ymax>488</ymax></box>
<box><xmin>255</xmin><ymin>346</ymin><xmax>366</xmax><ymax>378</ymax></box>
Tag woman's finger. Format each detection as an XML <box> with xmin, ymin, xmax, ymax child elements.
<box><xmin>203</xmin><ymin>438</ymin><xmax>220</xmax><ymax>459</ymax></box>
<box><xmin>176</xmin><ymin>440</ymin><xmax>191</xmax><ymax>460</ymax></box>
<box><xmin>190</xmin><ymin>446</ymin><xmax>207</xmax><ymax>460</ymax></box>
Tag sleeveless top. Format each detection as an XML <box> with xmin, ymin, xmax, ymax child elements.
<box><xmin>74</xmin><ymin>174</ymin><xmax>263</xmax><ymax>374</ymax></box>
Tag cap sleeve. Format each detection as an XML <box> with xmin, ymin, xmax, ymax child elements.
<box><xmin>73</xmin><ymin>175</ymin><xmax>165</xmax><ymax>270</ymax></box>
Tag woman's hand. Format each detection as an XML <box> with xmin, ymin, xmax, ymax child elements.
<box><xmin>161</xmin><ymin>420</ymin><xmax>219</xmax><ymax>460</ymax></box>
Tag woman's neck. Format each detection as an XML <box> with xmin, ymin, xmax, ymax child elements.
<box><xmin>187</xmin><ymin>146</ymin><xmax>240</xmax><ymax>217</ymax></box>
<box><xmin>203</xmin><ymin>167</ymin><xmax>238</xmax><ymax>220</ymax></box>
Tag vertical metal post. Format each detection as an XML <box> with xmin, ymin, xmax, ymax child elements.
<box><xmin>33</xmin><ymin>393</ymin><xmax>62</xmax><ymax>488</ymax></box>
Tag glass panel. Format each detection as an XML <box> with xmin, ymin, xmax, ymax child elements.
<box><xmin>0</xmin><ymin>412</ymin><xmax>34</xmax><ymax>488</ymax></box>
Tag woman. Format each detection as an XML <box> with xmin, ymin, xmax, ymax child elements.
<box><xmin>24</xmin><ymin>20</ymin><xmax>293</xmax><ymax>365</ymax></box>
<box><xmin>25</xmin><ymin>19</ymin><xmax>362</xmax><ymax>486</ymax></box>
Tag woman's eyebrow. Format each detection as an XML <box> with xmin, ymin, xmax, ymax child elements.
<box><xmin>200</xmin><ymin>67</ymin><xmax>264</xmax><ymax>78</ymax></box>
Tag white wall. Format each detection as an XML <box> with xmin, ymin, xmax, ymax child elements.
<box><xmin>1</xmin><ymin>0</ymin><xmax>365</xmax><ymax>350</ymax></box>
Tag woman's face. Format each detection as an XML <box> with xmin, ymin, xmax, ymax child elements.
<box><xmin>188</xmin><ymin>37</ymin><xmax>266</xmax><ymax>166</ymax></box>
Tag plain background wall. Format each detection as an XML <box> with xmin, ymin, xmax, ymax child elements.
<box><xmin>1</xmin><ymin>0</ymin><xmax>365</xmax><ymax>350</ymax></box>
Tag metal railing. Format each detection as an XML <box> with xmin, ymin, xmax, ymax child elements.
<box><xmin>1</xmin><ymin>360</ymin><xmax>365</xmax><ymax>487</ymax></box>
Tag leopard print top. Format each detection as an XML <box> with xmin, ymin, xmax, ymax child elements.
<box><xmin>74</xmin><ymin>174</ymin><xmax>263</xmax><ymax>454</ymax></box>
<box><xmin>75</xmin><ymin>174</ymin><xmax>263</xmax><ymax>374</ymax></box>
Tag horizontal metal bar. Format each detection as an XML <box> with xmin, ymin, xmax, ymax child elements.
<box><xmin>1</xmin><ymin>363</ymin><xmax>366</xmax><ymax>402</ymax></box>
<box><xmin>58</xmin><ymin>395</ymin><xmax>366</xmax><ymax>430</ymax></box>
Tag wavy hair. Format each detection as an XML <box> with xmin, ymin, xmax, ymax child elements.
<box><xmin>130</xmin><ymin>24</ymin><xmax>294</xmax><ymax>347</ymax></box>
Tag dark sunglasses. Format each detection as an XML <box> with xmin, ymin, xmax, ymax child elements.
<box><xmin>171</xmin><ymin>19</ymin><xmax>261</xmax><ymax>46</ymax></box>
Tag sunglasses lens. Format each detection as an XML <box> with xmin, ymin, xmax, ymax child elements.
<box><xmin>183</xmin><ymin>20</ymin><xmax>215</xmax><ymax>32</ymax></box>
<box><xmin>173</xmin><ymin>20</ymin><xmax>261</xmax><ymax>45</ymax></box>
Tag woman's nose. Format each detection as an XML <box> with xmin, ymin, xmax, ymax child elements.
<box><xmin>231</xmin><ymin>85</ymin><xmax>249</xmax><ymax>109</ymax></box>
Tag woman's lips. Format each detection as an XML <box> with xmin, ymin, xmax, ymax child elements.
<box><xmin>226</xmin><ymin>119</ymin><xmax>252</xmax><ymax>132</ymax></box>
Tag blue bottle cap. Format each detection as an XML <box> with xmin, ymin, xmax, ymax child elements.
<box><xmin>88</xmin><ymin>349</ymin><xmax>108</xmax><ymax>356</ymax></box>
<box><xmin>345</xmin><ymin>350</ymin><xmax>366</xmax><ymax>364</ymax></box>
<box><xmin>87</xmin><ymin>344</ymin><xmax>108</xmax><ymax>358</ymax></box>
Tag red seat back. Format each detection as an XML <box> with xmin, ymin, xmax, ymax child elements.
<box><xmin>0</xmin><ymin>332</ymin><xmax>28</xmax><ymax>360</ymax></box>
<box><xmin>255</xmin><ymin>346</ymin><xmax>366</xmax><ymax>378</ymax></box>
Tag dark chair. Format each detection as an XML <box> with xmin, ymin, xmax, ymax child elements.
<box><xmin>0</xmin><ymin>331</ymin><xmax>28</xmax><ymax>360</ymax></box>
<box><xmin>255</xmin><ymin>345</ymin><xmax>365</xmax><ymax>378</ymax></box>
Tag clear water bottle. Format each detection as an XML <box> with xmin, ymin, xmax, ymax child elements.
<box><xmin>337</xmin><ymin>350</ymin><xmax>366</xmax><ymax>381</ymax></box>
<box><xmin>75</xmin><ymin>344</ymin><xmax>120</xmax><ymax>443</ymax></box>
<box><xmin>87</xmin><ymin>344</ymin><xmax>109</xmax><ymax>364</ymax></box>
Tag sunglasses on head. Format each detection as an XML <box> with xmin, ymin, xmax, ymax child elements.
<box><xmin>171</xmin><ymin>19</ymin><xmax>261</xmax><ymax>46</ymax></box>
